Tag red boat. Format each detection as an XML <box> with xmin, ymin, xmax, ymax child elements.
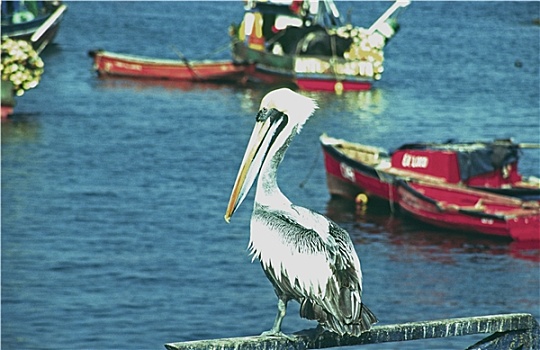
<box><xmin>397</xmin><ymin>180</ymin><xmax>540</xmax><ymax>241</ymax></box>
<box><xmin>89</xmin><ymin>50</ymin><xmax>249</xmax><ymax>83</ymax></box>
<box><xmin>320</xmin><ymin>134</ymin><xmax>540</xmax><ymax>203</ymax></box>
<box><xmin>239</xmin><ymin>58</ymin><xmax>373</xmax><ymax>92</ymax></box>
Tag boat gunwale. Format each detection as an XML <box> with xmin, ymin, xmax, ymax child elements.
<box><xmin>93</xmin><ymin>50</ymin><xmax>240</xmax><ymax>68</ymax></box>
<box><xmin>399</xmin><ymin>179</ymin><xmax>539</xmax><ymax>220</ymax></box>
<box><xmin>320</xmin><ymin>134</ymin><xmax>389</xmax><ymax>180</ymax></box>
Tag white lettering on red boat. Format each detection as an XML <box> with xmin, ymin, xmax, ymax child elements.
<box><xmin>401</xmin><ymin>153</ymin><xmax>429</xmax><ymax>168</ymax></box>
<box><xmin>340</xmin><ymin>163</ymin><xmax>355</xmax><ymax>182</ymax></box>
<box><xmin>115</xmin><ymin>61</ymin><xmax>143</xmax><ymax>71</ymax></box>
<box><xmin>481</xmin><ymin>218</ymin><xmax>494</xmax><ymax>225</ymax></box>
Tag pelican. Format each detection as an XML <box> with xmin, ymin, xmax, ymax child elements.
<box><xmin>224</xmin><ymin>88</ymin><xmax>377</xmax><ymax>338</ymax></box>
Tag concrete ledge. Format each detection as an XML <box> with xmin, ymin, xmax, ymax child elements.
<box><xmin>165</xmin><ymin>313</ymin><xmax>539</xmax><ymax>350</ymax></box>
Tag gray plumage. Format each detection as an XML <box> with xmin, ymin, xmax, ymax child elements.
<box><xmin>250</xmin><ymin>203</ymin><xmax>377</xmax><ymax>336</ymax></box>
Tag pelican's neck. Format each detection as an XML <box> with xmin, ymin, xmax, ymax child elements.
<box><xmin>254</xmin><ymin>134</ymin><xmax>293</xmax><ymax>209</ymax></box>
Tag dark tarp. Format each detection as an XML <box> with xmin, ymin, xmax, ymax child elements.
<box><xmin>395</xmin><ymin>140</ymin><xmax>521</xmax><ymax>181</ymax></box>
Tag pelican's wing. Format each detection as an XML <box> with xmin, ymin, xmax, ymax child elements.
<box><xmin>289</xmin><ymin>204</ymin><xmax>363</xmax><ymax>284</ymax></box>
<box><xmin>250</xmin><ymin>205</ymin><xmax>338</xmax><ymax>297</ymax></box>
<box><xmin>288</xmin><ymin>205</ymin><xmax>368</xmax><ymax>329</ymax></box>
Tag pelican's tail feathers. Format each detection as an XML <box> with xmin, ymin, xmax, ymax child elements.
<box><xmin>309</xmin><ymin>302</ymin><xmax>377</xmax><ymax>337</ymax></box>
<box><xmin>358</xmin><ymin>302</ymin><xmax>378</xmax><ymax>332</ymax></box>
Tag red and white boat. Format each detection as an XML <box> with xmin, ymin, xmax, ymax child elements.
<box><xmin>320</xmin><ymin>134</ymin><xmax>540</xmax><ymax>241</ymax></box>
<box><xmin>320</xmin><ymin>134</ymin><xmax>540</xmax><ymax>203</ymax></box>
<box><xmin>397</xmin><ymin>180</ymin><xmax>540</xmax><ymax>241</ymax></box>
<box><xmin>89</xmin><ymin>50</ymin><xmax>249</xmax><ymax>83</ymax></box>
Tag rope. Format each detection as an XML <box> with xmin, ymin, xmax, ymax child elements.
<box><xmin>299</xmin><ymin>150</ymin><xmax>320</xmax><ymax>188</ymax></box>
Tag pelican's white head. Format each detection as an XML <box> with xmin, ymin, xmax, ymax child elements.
<box><xmin>259</xmin><ymin>88</ymin><xmax>318</xmax><ymax>133</ymax></box>
<box><xmin>225</xmin><ymin>88</ymin><xmax>317</xmax><ymax>222</ymax></box>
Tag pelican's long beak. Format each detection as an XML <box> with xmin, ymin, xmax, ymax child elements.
<box><xmin>224</xmin><ymin>108</ymin><xmax>286</xmax><ymax>222</ymax></box>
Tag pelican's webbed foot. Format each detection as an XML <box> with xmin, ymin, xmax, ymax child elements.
<box><xmin>260</xmin><ymin>329</ymin><xmax>296</xmax><ymax>342</ymax></box>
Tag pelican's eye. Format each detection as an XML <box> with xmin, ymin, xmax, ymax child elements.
<box><xmin>256</xmin><ymin>108</ymin><xmax>268</xmax><ymax>122</ymax></box>
<box><xmin>256</xmin><ymin>107</ymin><xmax>286</xmax><ymax>123</ymax></box>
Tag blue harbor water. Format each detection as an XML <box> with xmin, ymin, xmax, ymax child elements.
<box><xmin>2</xmin><ymin>2</ymin><xmax>539</xmax><ymax>349</ymax></box>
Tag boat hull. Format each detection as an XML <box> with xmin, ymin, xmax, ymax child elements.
<box><xmin>397</xmin><ymin>180</ymin><xmax>540</xmax><ymax>241</ymax></box>
<box><xmin>295</xmin><ymin>76</ymin><xmax>372</xmax><ymax>92</ymax></box>
<box><xmin>89</xmin><ymin>50</ymin><xmax>249</xmax><ymax>83</ymax></box>
<box><xmin>2</xmin><ymin>4</ymin><xmax>66</xmax><ymax>53</ymax></box>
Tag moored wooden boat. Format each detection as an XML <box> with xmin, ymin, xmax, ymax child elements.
<box><xmin>89</xmin><ymin>50</ymin><xmax>249</xmax><ymax>83</ymax></box>
<box><xmin>1</xmin><ymin>1</ymin><xmax>67</xmax><ymax>54</ymax></box>
<box><xmin>230</xmin><ymin>0</ymin><xmax>409</xmax><ymax>92</ymax></box>
<box><xmin>320</xmin><ymin>134</ymin><xmax>540</xmax><ymax>203</ymax></box>
<box><xmin>397</xmin><ymin>180</ymin><xmax>540</xmax><ymax>241</ymax></box>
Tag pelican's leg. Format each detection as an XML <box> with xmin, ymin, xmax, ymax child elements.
<box><xmin>261</xmin><ymin>298</ymin><xmax>295</xmax><ymax>341</ymax></box>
